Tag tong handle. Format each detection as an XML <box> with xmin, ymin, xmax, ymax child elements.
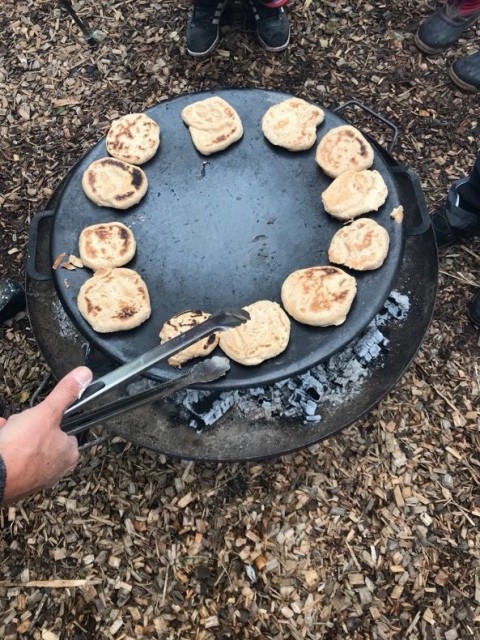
<box><xmin>64</xmin><ymin>308</ymin><xmax>249</xmax><ymax>416</ymax></box>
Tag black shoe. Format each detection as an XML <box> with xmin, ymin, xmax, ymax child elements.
<box><xmin>449</xmin><ymin>50</ymin><xmax>480</xmax><ymax>91</ymax></box>
<box><xmin>431</xmin><ymin>177</ymin><xmax>480</xmax><ymax>247</ymax></box>
<box><xmin>186</xmin><ymin>0</ymin><xmax>228</xmax><ymax>57</ymax></box>
<box><xmin>468</xmin><ymin>291</ymin><xmax>480</xmax><ymax>328</ymax></box>
<box><xmin>248</xmin><ymin>0</ymin><xmax>290</xmax><ymax>52</ymax></box>
<box><xmin>415</xmin><ymin>1</ymin><xmax>480</xmax><ymax>54</ymax></box>
<box><xmin>0</xmin><ymin>278</ymin><xmax>26</xmax><ymax>325</ymax></box>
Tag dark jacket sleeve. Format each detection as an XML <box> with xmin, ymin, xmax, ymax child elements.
<box><xmin>0</xmin><ymin>453</ymin><xmax>6</xmax><ymax>504</ymax></box>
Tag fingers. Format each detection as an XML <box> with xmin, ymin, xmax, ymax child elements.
<box><xmin>41</xmin><ymin>367</ymin><xmax>93</xmax><ymax>421</ymax></box>
<box><xmin>0</xmin><ymin>418</ymin><xmax>7</xmax><ymax>428</ymax></box>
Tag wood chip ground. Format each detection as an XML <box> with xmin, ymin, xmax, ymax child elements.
<box><xmin>1</xmin><ymin>0</ymin><xmax>479</xmax><ymax>638</ymax></box>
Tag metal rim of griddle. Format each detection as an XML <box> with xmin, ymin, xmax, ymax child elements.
<box><xmin>35</xmin><ymin>89</ymin><xmax>416</xmax><ymax>391</ymax></box>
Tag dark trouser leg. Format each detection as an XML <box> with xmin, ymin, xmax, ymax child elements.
<box><xmin>457</xmin><ymin>157</ymin><xmax>480</xmax><ymax>212</ymax></box>
<box><xmin>415</xmin><ymin>0</ymin><xmax>480</xmax><ymax>54</ymax></box>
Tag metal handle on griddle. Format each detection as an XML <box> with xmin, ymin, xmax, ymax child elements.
<box><xmin>334</xmin><ymin>100</ymin><xmax>399</xmax><ymax>154</ymax></box>
<box><xmin>389</xmin><ymin>166</ymin><xmax>432</xmax><ymax>236</ymax></box>
<box><xmin>26</xmin><ymin>210</ymin><xmax>55</xmax><ymax>282</ymax></box>
<box><xmin>63</xmin><ymin>308</ymin><xmax>250</xmax><ymax>417</ymax></box>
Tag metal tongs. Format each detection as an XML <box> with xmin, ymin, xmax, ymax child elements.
<box><xmin>61</xmin><ymin>309</ymin><xmax>249</xmax><ymax>436</ymax></box>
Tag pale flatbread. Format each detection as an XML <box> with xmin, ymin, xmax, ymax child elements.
<box><xmin>321</xmin><ymin>169</ymin><xmax>388</xmax><ymax>220</ymax></box>
<box><xmin>316</xmin><ymin>125</ymin><xmax>374</xmax><ymax>177</ymax></box>
<box><xmin>219</xmin><ymin>300</ymin><xmax>291</xmax><ymax>366</ymax></box>
<box><xmin>328</xmin><ymin>218</ymin><xmax>390</xmax><ymax>271</ymax></box>
<box><xmin>77</xmin><ymin>268</ymin><xmax>151</xmax><ymax>333</ymax></box>
<box><xmin>106</xmin><ymin>113</ymin><xmax>160</xmax><ymax>165</ymax></box>
<box><xmin>159</xmin><ymin>310</ymin><xmax>219</xmax><ymax>368</ymax></box>
<box><xmin>181</xmin><ymin>97</ymin><xmax>243</xmax><ymax>155</ymax></box>
<box><xmin>79</xmin><ymin>222</ymin><xmax>136</xmax><ymax>271</ymax></box>
<box><xmin>281</xmin><ymin>266</ymin><xmax>357</xmax><ymax>327</ymax></box>
<box><xmin>82</xmin><ymin>158</ymin><xmax>148</xmax><ymax>210</ymax></box>
<box><xmin>262</xmin><ymin>98</ymin><xmax>325</xmax><ymax>151</ymax></box>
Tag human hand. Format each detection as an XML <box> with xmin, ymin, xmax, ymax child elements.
<box><xmin>0</xmin><ymin>367</ymin><xmax>93</xmax><ymax>505</ymax></box>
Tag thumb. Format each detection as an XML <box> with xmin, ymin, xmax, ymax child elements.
<box><xmin>41</xmin><ymin>367</ymin><xmax>93</xmax><ymax>420</ymax></box>
<box><xmin>0</xmin><ymin>418</ymin><xmax>7</xmax><ymax>428</ymax></box>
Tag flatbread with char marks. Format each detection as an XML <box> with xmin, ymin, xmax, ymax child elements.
<box><xmin>181</xmin><ymin>96</ymin><xmax>243</xmax><ymax>155</ymax></box>
<box><xmin>77</xmin><ymin>267</ymin><xmax>151</xmax><ymax>332</ymax></box>
<box><xmin>321</xmin><ymin>169</ymin><xmax>388</xmax><ymax>220</ymax></box>
<box><xmin>316</xmin><ymin>125</ymin><xmax>374</xmax><ymax>177</ymax></box>
<box><xmin>219</xmin><ymin>300</ymin><xmax>291</xmax><ymax>366</ymax></box>
<box><xmin>328</xmin><ymin>218</ymin><xmax>390</xmax><ymax>271</ymax></box>
<box><xmin>159</xmin><ymin>310</ymin><xmax>220</xmax><ymax>368</ymax></box>
<box><xmin>261</xmin><ymin>98</ymin><xmax>325</xmax><ymax>151</ymax></box>
<box><xmin>79</xmin><ymin>222</ymin><xmax>136</xmax><ymax>271</ymax></box>
<box><xmin>82</xmin><ymin>157</ymin><xmax>148</xmax><ymax>210</ymax></box>
<box><xmin>281</xmin><ymin>266</ymin><xmax>357</xmax><ymax>327</ymax></box>
<box><xmin>106</xmin><ymin>113</ymin><xmax>160</xmax><ymax>165</ymax></box>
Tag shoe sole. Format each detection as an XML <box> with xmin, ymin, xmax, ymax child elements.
<box><xmin>448</xmin><ymin>65</ymin><xmax>479</xmax><ymax>92</ymax></box>
<box><xmin>257</xmin><ymin>31</ymin><xmax>290</xmax><ymax>52</ymax></box>
<box><xmin>413</xmin><ymin>30</ymin><xmax>446</xmax><ymax>55</ymax></box>
<box><xmin>187</xmin><ymin>32</ymin><xmax>220</xmax><ymax>58</ymax></box>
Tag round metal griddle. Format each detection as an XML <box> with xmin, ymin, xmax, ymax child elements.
<box><xmin>44</xmin><ymin>89</ymin><xmax>406</xmax><ymax>390</ymax></box>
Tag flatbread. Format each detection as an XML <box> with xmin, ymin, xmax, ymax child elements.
<box><xmin>219</xmin><ymin>300</ymin><xmax>291</xmax><ymax>366</ymax></box>
<box><xmin>106</xmin><ymin>113</ymin><xmax>160</xmax><ymax>165</ymax></box>
<box><xmin>82</xmin><ymin>158</ymin><xmax>148</xmax><ymax>210</ymax></box>
<box><xmin>321</xmin><ymin>169</ymin><xmax>388</xmax><ymax>220</ymax></box>
<box><xmin>316</xmin><ymin>125</ymin><xmax>374</xmax><ymax>177</ymax></box>
<box><xmin>181</xmin><ymin>96</ymin><xmax>243</xmax><ymax>155</ymax></box>
<box><xmin>328</xmin><ymin>218</ymin><xmax>390</xmax><ymax>271</ymax></box>
<box><xmin>77</xmin><ymin>267</ymin><xmax>151</xmax><ymax>333</ymax></box>
<box><xmin>261</xmin><ymin>98</ymin><xmax>325</xmax><ymax>151</ymax></box>
<box><xmin>281</xmin><ymin>266</ymin><xmax>357</xmax><ymax>327</ymax></box>
<box><xmin>159</xmin><ymin>310</ymin><xmax>219</xmax><ymax>368</ymax></box>
<box><xmin>79</xmin><ymin>222</ymin><xmax>136</xmax><ymax>271</ymax></box>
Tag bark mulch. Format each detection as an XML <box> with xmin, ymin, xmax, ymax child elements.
<box><xmin>1</xmin><ymin>0</ymin><xmax>479</xmax><ymax>638</ymax></box>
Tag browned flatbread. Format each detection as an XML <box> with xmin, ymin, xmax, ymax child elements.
<box><xmin>316</xmin><ymin>125</ymin><xmax>374</xmax><ymax>177</ymax></box>
<box><xmin>328</xmin><ymin>218</ymin><xmax>390</xmax><ymax>271</ymax></box>
<box><xmin>181</xmin><ymin>97</ymin><xmax>243</xmax><ymax>155</ymax></box>
<box><xmin>261</xmin><ymin>98</ymin><xmax>325</xmax><ymax>151</ymax></box>
<box><xmin>321</xmin><ymin>169</ymin><xmax>388</xmax><ymax>220</ymax></box>
<box><xmin>159</xmin><ymin>310</ymin><xmax>219</xmax><ymax>368</ymax></box>
<box><xmin>82</xmin><ymin>158</ymin><xmax>148</xmax><ymax>210</ymax></box>
<box><xmin>219</xmin><ymin>300</ymin><xmax>291</xmax><ymax>366</ymax></box>
<box><xmin>106</xmin><ymin>113</ymin><xmax>160</xmax><ymax>165</ymax></box>
<box><xmin>281</xmin><ymin>266</ymin><xmax>357</xmax><ymax>327</ymax></box>
<box><xmin>77</xmin><ymin>268</ymin><xmax>151</xmax><ymax>332</ymax></box>
<box><xmin>79</xmin><ymin>222</ymin><xmax>136</xmax><ymax>271</ymax></box>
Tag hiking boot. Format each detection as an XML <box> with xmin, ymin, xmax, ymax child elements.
<box><xmin>248</xmin><ymin>0</ymin><xmax>290</xmax><ymax>52</ymax></box>
<box><xmin>449</xmin><ymin>50</ymin><xmax>480</xmax><ymax>90</ymax></box>
<box><xmin>431</xmin><ymin>177</ymin><xmax>480</xmax><ymax>247</ymax></box>
<box><xmin>186</xmin><ymin>0</ymin><xmax>228</xmax><ymax>57</ymax></box>
<box><xmin>468</xmin><ymin>291</ymin><xmax>480</xmax><ymax>327</ymax></box>
<box><xmin>414</xmin><ymin>1</ymin><xmax>480</xmax><ymax>54</ymax></box>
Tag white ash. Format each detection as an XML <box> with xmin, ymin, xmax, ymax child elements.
<box><xmin>51</xmin><ymin>300</ymin><xmax>82</xmax><ymax>340</ymax></box>
<box><xmin>173</xmin><ymin>290</ymin><xmax>410</xmax><ymax>431</ymax></box>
